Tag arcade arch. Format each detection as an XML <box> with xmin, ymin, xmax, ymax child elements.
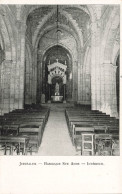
<box><xmin>37</xmin><ymin>45</ymin><xmax>73</xmax><ymax>103</ymax></box>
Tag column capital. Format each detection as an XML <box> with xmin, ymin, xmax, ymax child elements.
<box><xmin>90</xmin><ymin>22</ymin><xmax>97</xmax><ymax>33</ymax></box>
<box><xmin>16</xmin><ymin>20</ymin><xmax>22</xmax><ymax>30</ymax></box>
<box><xmin>16</xmin><ymin>20</ymin><xmax>27</xmax><ymax>33</ymax></box>
<box><xmin>101</xmin><ymin>63</ymin><xmax>117</xmax><ymax>72</ymax></box>
<box><xmin>21</xmin><ymin>23</ymin><xmax>27</xmax><ymax>32</ymax></box>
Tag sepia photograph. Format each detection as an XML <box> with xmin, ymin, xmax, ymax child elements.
<box><xmin>0</xmin><ymin>4</ymin><xmax>120</xmax><ymax>156</ymax></box>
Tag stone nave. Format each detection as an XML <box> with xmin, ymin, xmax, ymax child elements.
<box><xmin>0</xmin><ymin>4</ymin><xmax>120</xmax><ymax>156</ymax></box>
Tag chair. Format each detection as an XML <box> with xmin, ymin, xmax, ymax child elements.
<box><xmin>95</xmin><ymin>134</ymin><xmax>112</xmax><ymax>156</ymax></box>
<box><xmin>81</xmin><ymin>133</ymin><xmax>94</xmax><ymax>156</ymax></box>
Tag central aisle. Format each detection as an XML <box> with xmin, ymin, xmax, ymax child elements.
<box><xmin>37</xmin><ymin>104</ymin><xmax>76</xmax><ymax>156</ymax></box>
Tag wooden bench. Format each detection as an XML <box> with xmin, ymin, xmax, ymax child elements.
<box><xmin>19</xmin><ymin>123</ymin><xmax>43</xmax><ymax>145</ymax></box>
<box><xmin>0</xmin><ymin>136</ymin><xmax>29</xmax><ymax>155</ymax></box>
<box><xmin>65</xmin><ymin>107</ymin><xmax>119</xmax><ymax>156</ymax></box>
<box><xmin>73</xmin><ymin>126</ymin><xmax>94</xmax><ymax>147</ymax></box>
<box><xmin>68</xmin><ymin>120</ymin><xmax>115</xmax><ymax>137</ymax></box>
<box><xmin>0</xmin><ymin>107</ymin><xmax>50</xmax><ymax>155</ymax></box>
<box><xmin>0</xmin><ymin>124</ymin><xmax>19</xmax><ymax>136</ymax></box>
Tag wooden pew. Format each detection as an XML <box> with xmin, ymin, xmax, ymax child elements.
<box><xmin>4</xmin><ymin>114</ymin><xmax>48</xmax><ymax>124</ymax></box>
<box><xmin>67</xmin><ymin>119</ymin><xmax>117</xmax><ymax>138</ymax></box>
<box><xmin>19</xmin><ymin>122</ymin><xmax>44</xmax><ymax>146</ymax></box>
<box><xmin>73</xmin><ymin>126</ymin><xmax>94</xmax><ymax>145</ymax></box>
<box><xmin>0</xmin><ymin>136</ymin><xmax>29</xmax><ymax>155</ymax></box>
<box><xmin>69</xmin><ymin>120</ymin><xmax>118</xmax><ymax>137</ymax></box>
<box><xmin>0</xmin><ymin>107</ymin><xmax>50</xmax><ymax>155</ymax></box>
<box><xmin>65</xmin><ymin>107</ymin><xmax>119</xmax><ymax>156</ymax></box>
<box><xmin>0</xmin><ymin>124</ymin><xmax>19</xmax><ymax>136</ymax></box>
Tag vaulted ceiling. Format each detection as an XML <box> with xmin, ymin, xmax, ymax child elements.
<box><xmin>6</xmin><ymin>4</ymin><xmax>116</xmax><ymax>49</ymax></box>
<box><xmin>25</xmin><ymin>5</ymin><xmax>92</xmax><ymax>48</ymax></box>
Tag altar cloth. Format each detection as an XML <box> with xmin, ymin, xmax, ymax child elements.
<box><xmin>51</xmin><ymin>96</ymin><xmax>63</xmax><ymax>102</ymax></box>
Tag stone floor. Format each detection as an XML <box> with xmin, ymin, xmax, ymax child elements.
<box><xmin>36</xmin><ymin>103</ymin><xmax>77</xmax><ymax>156</ymax></box>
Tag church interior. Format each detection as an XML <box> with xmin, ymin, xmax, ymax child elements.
<box><xmin>0</xmin><ymin>4</ymin><xmax>120</xmax><ymax>156</ymax></box>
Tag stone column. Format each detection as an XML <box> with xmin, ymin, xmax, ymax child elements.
<box><xmin>79</xmin><ymin>64</ymin><xmax>83</xmax><ymax>103</ymax></box>
<box><xmin>0</xmin><ymin>62</ymin><xmax>3</xmax><ymax>114</ymax></box>
<box><xmin>63</xmin><ymin>84</ymin><xmax>66</xmax><ymax>103</ymax></box>
<box><xmin>14</xmin><ymin>21</ymin><xmax>26</xmax><ymax>109</ymax></box>
<box><xmin>91</xmin><ymin>22</ymin><xmax>97</xmax><ymax>110</ymax></box>
<box><xmin>1</xmin><ymin>60</ymin><xmax>11</xmax><ymax>114</ymax></box>
<box><xmin>100</xmin><ymin>63</ymin><xmax>118</xmax><ymax>117</ymax></box>
<box><xmin>48</xmin><ymin>84</ymin><xmax>51</xmax><ymax>103</ymax></box>
<box><xmin>36</xmin><ymin>60</ymin><xmax>42</xmax><ymax>104</ymax></box>
<box><xmin>32</xmin><ymin>49</ymin><xmax>37</xmax><ymax>104</ymax></box>
<box><xmin>91</xmin><ymin>21</ymin><xmax>101</xmax><ymax>110</ymax></box>
<box><xmin>111</xmin><ymin>65</ymin><xmax>118</xmax><ymax>117</ymax></box>
<box><xmin>19</xmin><ymin>23</ymin><xmax>26</xmax><ymax>109</ymax></box>
<box><xmin>100</xmin><ymin>64</ymin><xmax>105</xmax><ymax>113</ymax></box>
<box><xmin>0</xmin><ymin>62</ymin><xmax>2</xmax><ymax>114</ymax></box>
<box><xmin>72</xmin><ymin>60</ymin><xmax>78</xmax><ymax>102</ymax></box>
<box><xmin>14</xmin><ymin>21</ymin><xmax>21</xmax><ymax>109</ymax></box>
<box><xmin>10</xmin><ymin>61</ymin><xmax>16</xmax><ymax>111</ymax></box>
<box><xmin>77</xmin><ymin>49</ymin><xmax>83</xmax><ymax>102</ymax></box>
<box><xmin>76</xmin><ymin>48</ymin><xmax>86</xmax><ymax>105</ymax></box>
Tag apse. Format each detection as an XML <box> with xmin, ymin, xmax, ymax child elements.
<box><xmin>37</xmin><ymin>45</ymin><xmax>72</xmax><ymax>103</ymax></box>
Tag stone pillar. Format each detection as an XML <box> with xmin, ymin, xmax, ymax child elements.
<box><xmin>91</xmin><ymin>21</ymin><xmax>101</xmax><ymax>111</ymax></box>
<box><xmin>91</xmin><ymin>22</ymin><xmax>97</xmax><ymax>110</ymax></box>
<box><xmin>96</xmin><ymin>21</ymin><xmax>101</xmax><ymax>111</ymax></box>
<box><xmin>78</xmin><ymin>49</ymin><xmax>85</xmax><ymax>104</ymax></box>
<box><xmin>48</xmin><ymin>84</ymin><xmax>51</xmax><ymax>103</ymax></box>
<box><xmin>72</xmin><ymin>60</ymin><xmax>78</xmax><ymax>102</ymax></box>
<box><xmin>10</xmin><ymin>61</ymin><xmax>16</xmax><ymax>111</ymax></box>
<box><xmin>0</xmin><ymin>62</ymin><xmax>2</xmax><ymax>114</ymax></box>
<box><xmin>77</xmin><ymin>50</ymin><xmax>83</xmax><ymax>102</ymax></box>
<box><xmin>0</xmin><ymin>62</ymin><xmax>4</xmax><ymax>115</ymax></box>
<box><xmin>36</xmin><ymin>60</ymin><xmax>42</xmax><ymax>104</ymax></box>
<box><xmin>1</xmin><ymin>60</ymin><xmax>11</xmax><ymax>114</ymax></box>
<box><xmin>63</xmin><ymin>84</ymin><xmax>66</xmax><ymax>103</ymax></box>
<box><xmin>14</xmin><ymin>21</ymin><xmax>26</xmax><ymax>109</ymax></box>
<box><xmin>32</xmin><ymin>49</ymin><xmax>37</xmax><ymax>104</ymax></box>
<box><xmin>100</xmin><ymin>64</ymin><xmax>105</xmax><ymax>113</ymax></box>
<box><xmin>19</xmin><ymin>23</ymin><xmax>26</xmax><ymax>109</ymax></box>
<box><xmin>111</xmin><ymin>65</ymin><xmax>118</xmax><ymax>117</ymax></box>
<box><xmin>31</xmin><ymin>49</ymin><xmax>37</xmax><ymax>104</ymax></box>
<box><xmin>14</xmin><ymin>21</ymin><xmax>21</xmax><ymax>109</ymax></box>
<box><xmin>79</xmin><ymin>64</ymin><xmax>83</xmax><ymax>103</ymax></box>
<box><xmin>100</xmin><ymin>63</ymin><xmax>118</xmax><ymax>117</ymax></box>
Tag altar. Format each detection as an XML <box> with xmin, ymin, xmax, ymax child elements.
<box><xmin>51</xmin><ymin>96</ymin><xmax>63</xmax><ymax>102</ymax></box>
